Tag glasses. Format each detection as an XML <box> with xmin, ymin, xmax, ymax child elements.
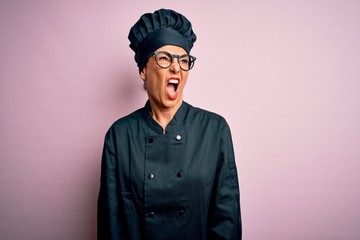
<box><xmin>152</xmin><ymin>51</ymin><xmax>197</xmax><ymax>71</ymax></box>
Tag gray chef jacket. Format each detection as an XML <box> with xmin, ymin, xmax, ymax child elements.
<box><xmin>97</xmin><ymin>101</ymin><xmax>241</xmax><ymax>240</ymax></box>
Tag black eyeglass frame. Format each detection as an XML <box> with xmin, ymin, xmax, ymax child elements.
<box><xmin>151</xmin><ymin>51</ymin><xmax>197</xmax><ymax>71</ymax></box>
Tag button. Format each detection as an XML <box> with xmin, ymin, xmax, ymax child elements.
<box><xmin>148</xmin><ymin>212</ymin><xmax>155</xmax><ymax>218</ymax></box>
<box><xmin>177</xmin><ymin>171</ymin><xmax>183</xmax><ymax>178</ymax></box>
<box><xmin>148</xmin><ymin>138</ymin><xmax>154</xmax><ymax>143</ymax></box>
<box><xmin>177</xmin><ymin>209</ymin><xmax>185</xmax><ymax>216</ymax></box>
<box><xmin>175</xmin><ymin>135</ymin><xmax>181</xmax><ymax>141</ymax></box>
<box><xmin>148</xmin><ymin>173</ymin><xmax>154</xmax><ymax>179</ymax></box>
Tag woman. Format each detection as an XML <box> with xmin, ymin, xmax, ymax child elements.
<box><xmin>97</xmin><ymin>9</ymin><xmax>242</xmax><ymax>240</ymax></box>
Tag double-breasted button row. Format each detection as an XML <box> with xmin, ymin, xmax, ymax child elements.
<box><xmin>147</xmin><ymin>210</ymin><xmax>185</xmax><ymax>218</ymax></box>
<box><xmin>148</xmin><ymin>135</ymin><xmax>181</xmax><ymax>142</ymax></box>
<box><xmin>148</xmin><ymin>172</ymin><xmax>183</xmax><ymax>179</ymax></box>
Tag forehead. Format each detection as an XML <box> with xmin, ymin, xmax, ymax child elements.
<box><xmin>155</xmin><ymin>45</ymin><xmax>187</xmax><ymax>55</ymax></box>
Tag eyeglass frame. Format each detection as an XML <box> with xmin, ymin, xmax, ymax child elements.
<box><xmin>150</xmin><ymin>51</ymin><xmax>197</xmax><ymax>71</ymax></box>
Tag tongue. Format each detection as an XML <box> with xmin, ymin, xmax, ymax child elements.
<box><xmin>166</xmin><ymin>83</ymin><xmax>176</xmax><ymax>96</ymax></box>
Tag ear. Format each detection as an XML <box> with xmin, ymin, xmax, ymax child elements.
<box><xmin>139</xmin><ymin>67</ymin><xmax>146</xmax><ymax>81</ymax></box>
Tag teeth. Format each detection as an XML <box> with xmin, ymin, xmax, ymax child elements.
<box><xmin>169</xmin><ymin>79</ymin><xmax>179</xmax><ymax>84</ymax></box>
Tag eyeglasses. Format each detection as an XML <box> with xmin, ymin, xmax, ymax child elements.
<box><xmin>152</xmin><ymin>51</ymin><xmax>197</xmax><ymax>71</ymax></box>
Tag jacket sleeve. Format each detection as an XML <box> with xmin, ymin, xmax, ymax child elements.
<box><xmin>97</xmin><ymin>129</ymin><xmax>121</xmax><ymax>240</ymax></box>
<box><xmin>209</xmin><ymin>119</ymin><xmax>242</xmax><ymax>240</ymax></box>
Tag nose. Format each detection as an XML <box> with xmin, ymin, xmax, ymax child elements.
<box><xmin>169</xmin><ymin>57</ymin><xmax>181</xmax><ymax>73</ymax></box>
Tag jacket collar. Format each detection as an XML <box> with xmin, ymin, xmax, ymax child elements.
<box><xmin>143</xmin><ymin>100</ymin><xmax>189</xmax><ymax>134</ymax></box>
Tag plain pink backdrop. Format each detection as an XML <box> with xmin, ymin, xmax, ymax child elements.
<box><xmin>1</xmin><ymin>1</ymin><xmax>360</xmax><ymax>239</ymax></box>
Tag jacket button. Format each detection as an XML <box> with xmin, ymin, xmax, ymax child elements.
<box><xmin>177</xmin><ymin>171</ymin><xmax>183</xmax><ymax>178</ymax></box>
<box><xmin>177</xmin><ymin>209</ymin><xmax>185</xmax><ymax>216</ymax></box>
<box><xmin>175</xmin><ymin>135</ymin><xmax>181</xmax><ymax>141</ymax></box>
<box><xmin>148</xmin><ymin>138</ymin><xmax>154</xmax><ymax>143</ymax></box>
<box><xmin>148</xmin><ymin>212</ymin><xmax>155</xmax><ymax>218</ymax></box>
<box><xmin>148</xmin><ymin>173</ymin><xmax>154</xmax><ymax>179</ymax></box>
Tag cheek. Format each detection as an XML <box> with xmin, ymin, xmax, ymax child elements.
<box><xmin>146</xmin><ymin>73</ymin><xmax>163</xmax><ymax>90</ymax></box>
<box><xmin>181</xmin><ymin>74</ymin><xmax>189</xmax><ymax>87</ymax></box>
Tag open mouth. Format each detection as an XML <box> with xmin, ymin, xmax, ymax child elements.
<box><xmin>167</xmin><ymin>79</ymin><xmax>179</xmax><ymax>94</ymax></box>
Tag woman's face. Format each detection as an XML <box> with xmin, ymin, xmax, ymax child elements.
<box><xmin>140</xmin><ymin>45</ymin><xmax>189</xmax><ymax>111</ymax></box>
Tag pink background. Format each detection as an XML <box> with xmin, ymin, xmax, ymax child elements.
<box><xmin>1</xmin><ymin>1</ymin><xmax>360</xmax><ymax>239</ymax></box>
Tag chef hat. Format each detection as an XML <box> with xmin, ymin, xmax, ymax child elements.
<box><xmin>128</xmin><ymin>9</ymin><xmax>197</xmax><ymax>71</ymax></box>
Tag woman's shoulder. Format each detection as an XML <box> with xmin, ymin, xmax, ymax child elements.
<box><xmin>108</xmin><ymin>106</ymin><xmax>145</xmax><ymax>131</ymax></box>
<box><xmin>184</xmin><ymin>102</ymin><xmax>229</xmax><ymax>127</ymax></box>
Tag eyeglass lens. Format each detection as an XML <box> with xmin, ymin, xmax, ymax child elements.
<box><xmin>154</xmin><ymin>51</ymin><xmax>195</xmax><ymax>71</ymax></box>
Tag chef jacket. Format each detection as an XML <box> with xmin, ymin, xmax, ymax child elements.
<box><xmin>97</xmin><ymin>101</ymin><xmax>241</xmax><ymax>240</ymax></box>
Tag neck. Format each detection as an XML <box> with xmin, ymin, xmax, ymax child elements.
<box><xmin>149</xmin><ymin>100</ymin><xmax>182</xmax><ymax>133</ymax></box>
